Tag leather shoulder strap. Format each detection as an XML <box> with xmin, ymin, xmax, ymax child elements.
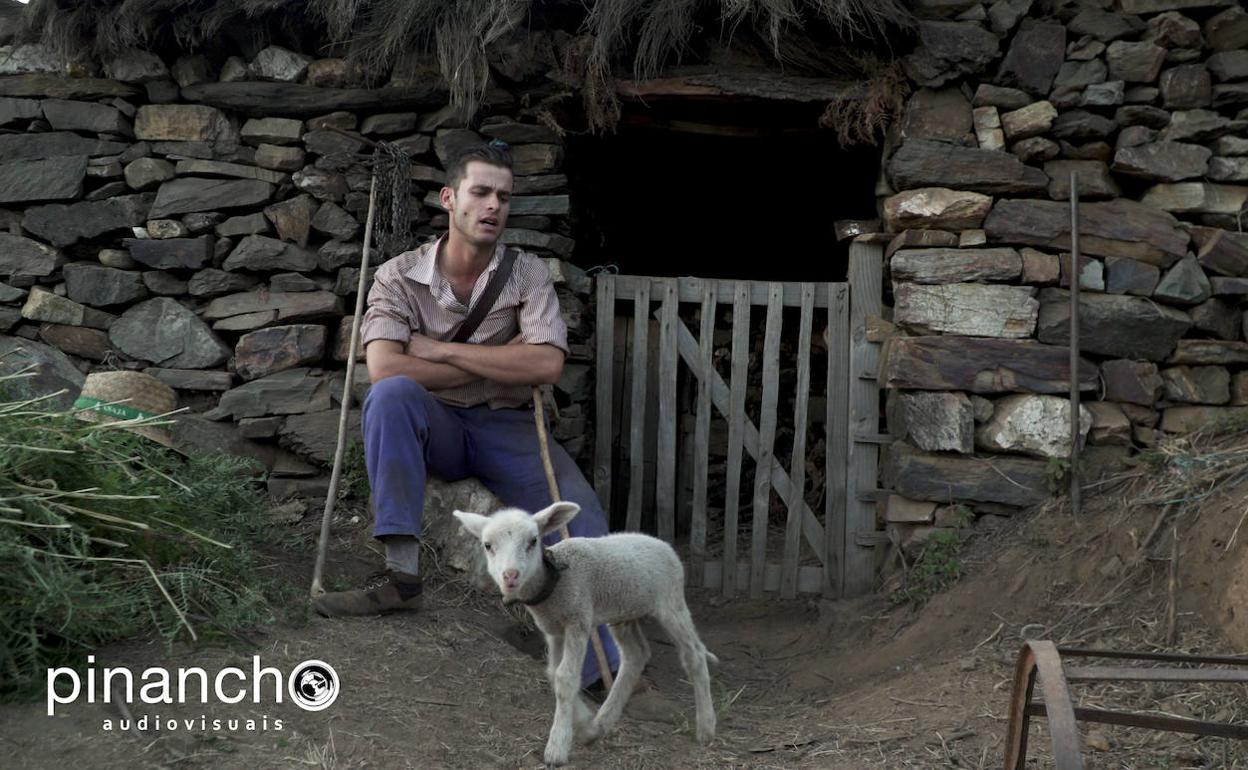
<box><xmin>444</xmin><ymin>248</ymin><xmax>519</xmax><ymax>343</ymax></box>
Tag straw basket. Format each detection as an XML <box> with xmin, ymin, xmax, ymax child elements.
<box><xmin>72</xmin><ymin>371</ymin><xmax>178</xmax><ymax>449</ymax></box>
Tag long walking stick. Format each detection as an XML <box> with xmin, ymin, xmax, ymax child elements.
<box><xmin>532</xmin><ymin>385</ymin><xmax>615</xmax><ymax>690</ymax></box>
<box><xmin>311</xmin><ymin>175</ymin><xmax>378</xmax><ymax>597</ymax></box>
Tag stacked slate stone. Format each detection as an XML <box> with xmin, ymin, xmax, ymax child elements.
<box><xmin>0</xmin><ymin>43</ymin><xmax>591</xmax><ymax>501</ymax></box>
<box><xmin>878</xmin><ymin>0</ymin><xmax>1248</xmax><ymax>552</ymax></box>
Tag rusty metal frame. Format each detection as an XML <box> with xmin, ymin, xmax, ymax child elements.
<box><xmin>1004</xmin><ymin>641</ymin><xmax>1248</xmax><ymax>769</ymax></box>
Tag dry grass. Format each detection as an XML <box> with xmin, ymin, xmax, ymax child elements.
<box><xmin>19</xmin><ymin>0</ymin><xmax>912</xmax><ymax>132</ymax></box>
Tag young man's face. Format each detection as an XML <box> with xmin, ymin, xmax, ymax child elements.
<box><xmin>443</xmin><ymin>160</ymin><xmax>513</xmax><ymax>249</ymax></box>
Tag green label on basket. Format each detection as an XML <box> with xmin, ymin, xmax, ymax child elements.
<box><xmin>73</xmin><ymin>397</ymin><xmax>157</xmax><ymax>422</ymax></box>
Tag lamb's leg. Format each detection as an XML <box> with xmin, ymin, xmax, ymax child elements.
<box><xmin>542</xmin><ymin>632</ymin><xmax>596</xmax><ymax>747</ymax></box>
<box><xmin>656</xmin><ymin>604</ymin><xmax>716</xmax><ymax>745</ymax></box>
<box><xmin>634</xmin><ymin>620</ymin><xmax>652</xmax><ymax>664</ymax></box>
<box><xmin>544</xmin><ymin>626</ymin><xmax>588</xmax><ymax>767</ymax></box>
<box><xmin>590</xmin><ymin>621</ymin><xmax>647</xmax><ymax>738</ymax></box>
<box><xmin>571</xmin><ymin>693</ymin><xmax>599</xmax><ymax>745</ymax></box>
<box><xmin>543</xmin><ymin>631</ymin><xmax>563</xmax><ymax>689</ymax></box>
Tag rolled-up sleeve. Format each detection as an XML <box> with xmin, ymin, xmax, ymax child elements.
<box><xmin>517</xmin><ymin>256</ymin><xmax>569</xmax><ymax>356</ymax></box>
<box><xmin>360</xmin><ymin>263</ymin><xmax>418</xmax><ymax>348</ymax></box>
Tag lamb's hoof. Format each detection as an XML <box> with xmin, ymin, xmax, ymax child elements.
<box><xmin>575</xmin><ymin>720</ymin><xmax>602</xmax><ymax>745</ymax></box>
<box><xmin>543</xmin><ymin>744</ymin><xmax>569</xmax><ymax>767</ymax></box>
<box><xmin>696</xmin><ymin>721</ymin><xmax>716</xmax><ymax>745</ymax></box>
<box><xmin>587</xmin><ymin>715</ymin><xmax>617</xmax><ymax>742</ymax></box>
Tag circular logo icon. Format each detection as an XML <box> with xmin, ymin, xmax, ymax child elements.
<box><xmin>288</xmin><ymin>660</ymin><xmax>339</xmax><ymax>712</ymax></box>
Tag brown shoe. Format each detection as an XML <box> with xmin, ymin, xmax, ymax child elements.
<box><xmin>312</xmin><ymin>570</ymin><xmax>423</xmax><ymax>617</ymax></box>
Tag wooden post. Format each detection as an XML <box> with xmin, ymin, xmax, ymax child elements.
<box><xmin>844</xmin><ymin>242</ymin><xmax>883</xmax><ymax>597</ymax></box>
<box><xmin>825</xmin><ymin>284</ymin><xmax>850</xmax><ymax>598</ymax></box>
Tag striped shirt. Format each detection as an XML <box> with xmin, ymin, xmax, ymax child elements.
<box><xmin>360</xmin><ymin>235</ymin><xmax>568</xmax><ymax>409</ymax></box>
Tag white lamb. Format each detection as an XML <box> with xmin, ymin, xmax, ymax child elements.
<box><xmin>453</xmin><ymin>501</ymin><xmax>718</xmax><ymax>767</ymax></box>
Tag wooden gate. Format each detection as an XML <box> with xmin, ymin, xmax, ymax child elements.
<box><xmin>591</xmin><ymin>242</ymin><xmax>885</xmax><ymax>598</ymax></box>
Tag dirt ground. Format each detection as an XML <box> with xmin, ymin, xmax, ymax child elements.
<box><xmin>4</xmin><ymin>457</ymin><xmax>1248</xmax><ymax>770</ymax></box>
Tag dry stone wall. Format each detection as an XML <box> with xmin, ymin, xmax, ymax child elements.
<box><xmin>0</xmin><ymin>43</ymin><xmax>593</xmax><ymax>502</ymax></box>
<box><xmin>879</xmin><ymin>0</ymin><xmax>1248</xmax><ymax>553</ymax></box>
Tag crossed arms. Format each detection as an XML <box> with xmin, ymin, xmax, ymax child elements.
<box><xmin>366</xmin><ymin>333</ymin><xmax>564</xmax><ymax>389</ymax></box>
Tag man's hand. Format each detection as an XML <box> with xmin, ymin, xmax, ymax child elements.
<box><xmin>365</xmin><ymin>339</ymin><xmax>479</xmax><ymax>388</ymax></box>
<box><xmin>439</xmin><ymin>333</ymin><xmax>564</xmax><ymax>385</ymax></box>
<box><xmin>409</xmin><ymin>331</ymin><xmax>523</xmax><ymax>356</ymax></box>
<box><xmin>394</xmin><ymin>330</ymin><xmax>561</xmax><ymax>386</ymax></box>
<box><xmin>406</xmin><ymin>331</ymin><xmax>449</xmax><ymax>363</ymax></box>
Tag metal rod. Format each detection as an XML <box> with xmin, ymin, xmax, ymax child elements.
<box><xmin>1058</xmin><ymin>647</ymin><xmax>1248</xmax><ymax>665</ymax></box>
<box><xmin>1026</xmin><ymin>704</ymin><xmax>1248</xmax><ymax>741</ymax></box>
<box><xmin>1063</xmin><ymin>666</ymin><xmax>1248</xmax><ymax>683</ymax></box>
<box><xmin>1069</xmin><ymin>171</ymin><xmax>1081</xmax><ymax>518</ymax></box>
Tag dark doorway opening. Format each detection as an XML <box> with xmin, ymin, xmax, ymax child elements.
<box><xmin>564</xmin><ymin>97</ymin><xmax>881</xmax><ymax>283</ymax></box>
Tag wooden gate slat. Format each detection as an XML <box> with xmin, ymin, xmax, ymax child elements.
<box><xmin>669</xmin><ymin>318</ymin><xmax>827</xmax><ymax>565</ymax></box>
<box><xmin>722</xmin><ymin>284</ymin><xmax>750</xmax><ymax>597</ymax></box>
<box><xmin>626</xmin><ymin>279</ymin><xmax>650</xmax><ymax>532</ymax></box>
<box><xmin>781</xmin><ymin>283</ymin><xmax>815</xmax><ymax>599</ymax></box>
<box><xmin>749</xmin><ymin>283</ymin><xmax>784</xmax><ymax>599</ymax></box>
<box><xmin>845</xmin><ymin>243</ymin><xmax>883</xmax><ymax>596</ymax></box>
<box><xmin>826</xmin><ymin>283</ymin><xmax>850</xmax><ymax>598</ymax></box>
<box><xmin>613</xmin><ymin>275</ymin><xmax>833</xmax><ymax>308</ymax></box>
<box><xmin>656</xmin><ymin>279</ymin><xmax>679</xmax><ymax>544</ymax></box>
<box><xmin>689</xmin><ymin>282</ymin><xmax>718</xmax><ymax>588</ymax></box>
<box><xmin>593</xmin><ymin>275</ymin><xmax>615</xmax><ymax>514</ymax></box>
<box><xmin>611</xmin><ymin>314</ymin><xmax>630</xmax><ymax>519</ymax></box>
<box><xmin>704</xmin><ymin>561</ymin><xmax>825</xmax><ymax>594</ymax></box>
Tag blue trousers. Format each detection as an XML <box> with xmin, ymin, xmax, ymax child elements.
<box><xmin>362</xmin><ymin>376</ymin><xmax>618</xmax><ymax>687</ymax></box>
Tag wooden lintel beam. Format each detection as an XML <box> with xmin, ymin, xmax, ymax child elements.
<box><xmin>615</xmin><ymin>72</ymin><xmax>851</xmax><ymax>103</ymax></box>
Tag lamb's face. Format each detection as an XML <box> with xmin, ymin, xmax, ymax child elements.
<box><xmin>480</xmin><ymin>511</ymin><xmax>544</xmax><ymax>599</ymax></box>
<box><xmin>453</xmin><ymin>508</ymin><xmax>544</xmax><ymax>600</ymax></box>
<box><xmin>452</xmin><ymin>502</ymin><xmax>581</xmax><ymax>602</ymax></box>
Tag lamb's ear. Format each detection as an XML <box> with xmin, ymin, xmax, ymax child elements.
<box><xmin>452</xmin><ymin>510</ymin><xmax>490</xmax><ymax>540</ymax></box>
<box><xmin>531</xmin><ymin>501</ymin><xmax>580</xmax><ymax>536</ymax></box>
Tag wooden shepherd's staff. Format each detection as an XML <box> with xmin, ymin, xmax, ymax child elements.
<box><xmin>532</xmin><ymin>386</ymin><xmax>615</xmax><ymax>690</ymax></box>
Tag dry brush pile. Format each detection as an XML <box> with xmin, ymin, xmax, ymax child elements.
<box><xmin>0</xmin><ymin>366</ymin><xmax>291</xmax><ymax>696</ymax></box>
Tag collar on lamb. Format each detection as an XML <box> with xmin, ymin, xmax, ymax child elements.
<box><xmin>520</xmin><ymin>548</ymin><xmax>562</xmax><ymax>607</ymax></box>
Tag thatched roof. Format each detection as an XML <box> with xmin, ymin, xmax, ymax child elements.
<box><xmin>17</xmin><ymin>0</ymin><xmax>913</xmax><ymax>132</ymax></box>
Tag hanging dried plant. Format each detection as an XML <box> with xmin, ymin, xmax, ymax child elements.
<box><xmin>819</xmin><ymin>53</ymin><xmax>911</xmax><ymax>146</ymax></box>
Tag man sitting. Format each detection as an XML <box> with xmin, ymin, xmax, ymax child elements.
<box><xmin>312</xmin><ymin>140</ymin><xmax>619</xmax><ymax>690</ymax></box>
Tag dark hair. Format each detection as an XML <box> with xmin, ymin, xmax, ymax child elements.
<box><xmin>445</xmin><ymin>139</ymin><xmax>513</xmax><ymax>191</ymax></box>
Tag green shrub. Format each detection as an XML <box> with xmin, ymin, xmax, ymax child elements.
<box><xmin>0</xmin><ymin>376</ymin><xmax>280</xmax><ymax>696</ymax></box>
<box><xmin>889</xmin><ymin>528</ymin><xmax>966</xmax><ymax>607</ymax></box>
